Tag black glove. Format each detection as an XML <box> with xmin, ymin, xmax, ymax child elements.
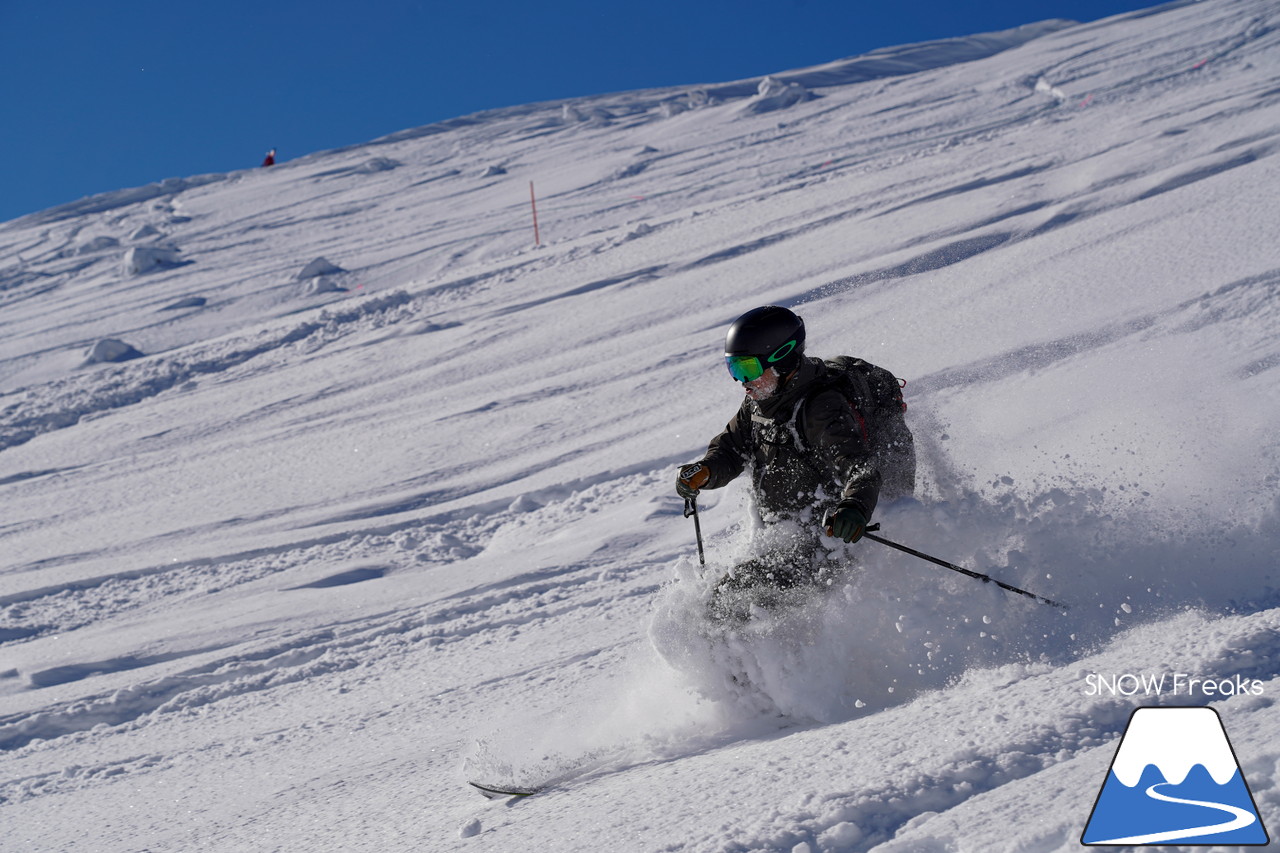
<box><xmin>824</xmin><ymin>503</ymin><xmax>868</xmax><ymax>543</ymax></box>
<box><xmin>676</xmin><ymin>463</ymin><xmax>710</xmax><ymax>499</ymax></box>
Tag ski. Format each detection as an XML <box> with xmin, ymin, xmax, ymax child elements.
<box><xmin>468</xmin><ymin>781</ymin><xmax>544</xmax><ymax>799</ymax></box>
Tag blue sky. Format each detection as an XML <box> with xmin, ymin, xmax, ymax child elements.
<box><xmin>1</xmin><ymin>0</ymin><xmax>1165</xmax><ymax>223</ymax></box>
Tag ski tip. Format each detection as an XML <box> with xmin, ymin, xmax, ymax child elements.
<box><xmin>468</xmin><ymin>781</ymin><xmax>543</xmax><ymax>799</ymax></box>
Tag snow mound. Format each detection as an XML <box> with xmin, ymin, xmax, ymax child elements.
<box><xmin>661</xmin><ymin>90</ymin><xmax>719</xmax><ymax>117</ymax></box>
<box><xmin>624</xmin><ymin>221</ymin><xmax>655</xmax><ymax>240</ymax></box>
<box><xmin>73</xmin><ymin>236</ymin><xmax>120</xmax><ymax>255</ymax></box>
<box><xmin>122</xmin><ymin>245</ymin><xmax>183</xmax><ymax>275</ymax></box>
<box><xmin>611</xmin><ymin>161</ymin><xmax>649</xmax><ymax>181</ymax></box>
<box><xmin>1035</xmin><ymin>76</ymin><xmax>1068</xmax><ymax>101</ymax></box>
<box><xmin>84</xmin><ymin>339</ymin><xmax>144</xmax><ymax>364</ymax></box>
<box><xmin>128</xmin><ymin>224</ymin><xmax>163</xmax><ymax>241</ymax></box>
<box><xmin>302</xmin><ymin>276</ymin><xmax>348</xmax><ymax>296</ymax></box>
<box><xmin>740</xmin><ymin>76</ymin><xmax>813</xmax><ymax>115</ymax></box>
<box><xmin>352</xmin><ymin>157</ymin><xmax>401</xmax><ymax>174</ymax></box>
<box><xmin>563</xmin><ymin>103</ymin><xmax>615</xmax><ymax>125</ymax></box>
<box><xmin>295</xmin><ymin>256</ymin><xmax>345</xmax><ymax>280</ymax></box>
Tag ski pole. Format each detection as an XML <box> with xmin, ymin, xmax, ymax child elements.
<box><xmin>684</xmin><ymin>496</ymin><xmax>706</xmax><ymax>566</ymax></box>
<box><xmin>828</xmin><ymin>514</ymin><xmax>1067</xmax><ymax>610</ymax></box>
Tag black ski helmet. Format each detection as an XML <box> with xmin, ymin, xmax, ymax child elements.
<box><xmin>724</xmin><ymin>305</ymin><xmax>805</xmax><ymax>380</ymax></box>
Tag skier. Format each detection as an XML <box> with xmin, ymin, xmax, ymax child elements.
<box><xmin>261</xmin><ymin>148</ymin><xmax>276</xmax><ymax>167</ymax></box>
<box><xmin>676</xmin><ymin>305</ymin><xmax>915</xmax><ymax>622</ymax></box>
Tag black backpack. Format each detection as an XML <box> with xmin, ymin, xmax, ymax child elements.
<box><xmin>798</xmin><ymin>356</ymin><xmax>917</xmax><ymax>499</ymax></box>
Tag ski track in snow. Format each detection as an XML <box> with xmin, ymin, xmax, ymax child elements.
<box><xmin>2</xmin><ymin>2</ymin><xmax>1280</xmax><ymax>851</ymax></box>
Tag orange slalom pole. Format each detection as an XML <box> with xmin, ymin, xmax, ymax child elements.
<box><xmin>529</xmin><ymin>181</ymin><xmax>541</xmax><ymax>247</ymax></box>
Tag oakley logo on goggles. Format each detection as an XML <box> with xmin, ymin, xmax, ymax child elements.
<box><xmin>725</xmin><ymin>340</ymin><xmax>796</xmax><ymax>383</ymax></box>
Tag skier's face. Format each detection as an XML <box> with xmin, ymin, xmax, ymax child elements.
<box><xmin>743</xmin><ymin>367</ymin><xmax>780</xmax><ymax>401</ymax></box>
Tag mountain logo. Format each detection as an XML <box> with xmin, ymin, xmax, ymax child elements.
<box><xmin>1082</xmin><ymin>706</ymin><xmax>1270</xmax><ymax>846</ymax></box>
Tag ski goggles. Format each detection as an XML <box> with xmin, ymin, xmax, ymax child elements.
<box><xmin>724</xmin><ymin>340</ymin><xmax>797</xmax><ymax>383</ymax></box>
<box><xmin>725</xmin><ymin>354</ymin><xmax>766</xmax><ymax>383</ymax></box>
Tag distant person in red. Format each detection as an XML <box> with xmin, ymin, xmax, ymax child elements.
<box><xmin>262</xmin><ymin>148</ymin><xmax>276</xmax><ymax>167</ymax></box>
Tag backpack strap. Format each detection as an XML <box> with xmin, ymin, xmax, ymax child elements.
<box><xmin>792</xmin><ymin>365</ymin><xmax>871</xmax><ymax>454</ymax></box>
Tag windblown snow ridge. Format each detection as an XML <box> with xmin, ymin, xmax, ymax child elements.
<box><xmin>7</xmin><ymin>175</ymin><xmax>228</xmax><ymax>229</ymax></box>
<box><xmin>0</xmin><ymin>291</ymin><xmax>416</xmax><ymax>453</ymax></box>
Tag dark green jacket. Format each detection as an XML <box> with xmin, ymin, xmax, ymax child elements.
<box><xmin>699</xmin><ymin>357</ymin><xmax>880</xmax><ymax>522</ymax></box>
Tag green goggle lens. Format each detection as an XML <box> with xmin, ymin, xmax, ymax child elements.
<box><xmin>726</xmin><ymin>354</ymin><xmax>764</xmax><ymax>383</ymax></box>
<box><xmin>725</xmin><ymin>340</ymin><xmax>797</xmax><ymax>383</ymax></box>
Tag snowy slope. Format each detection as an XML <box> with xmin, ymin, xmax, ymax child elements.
<box><xmin>2</xmin><ymin>2</ymin><xmax>1280</xmax><ymax>851</ymax></box>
